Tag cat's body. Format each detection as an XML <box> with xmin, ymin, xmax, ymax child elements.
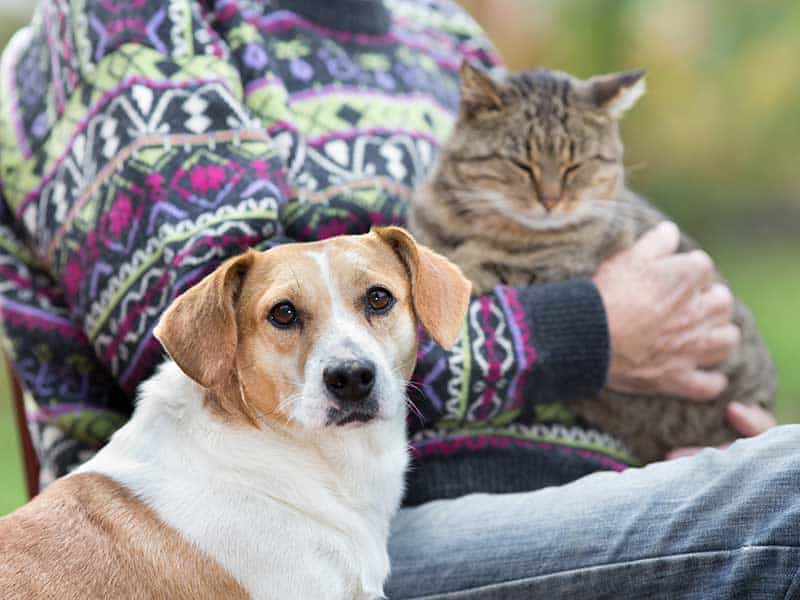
<box><xmin>410</xmin><ymin>64</ymin><xmax>776</xmax><ymax>463</ymax></box>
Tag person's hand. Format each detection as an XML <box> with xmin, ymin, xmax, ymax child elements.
<box><xmin>665</xmin><ymin>402</ymin><xmax>778</xmax><ymax>459</ymax></box>
<box><xmin>593</xmin><ymin>222</ymin><xmax>739</xmax><ymax>400</ymax></box>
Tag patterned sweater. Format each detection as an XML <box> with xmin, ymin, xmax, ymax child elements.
<box><xmin>0</xmin><ymin>0</ymin><xmax>631</xmax><ymax>503</ymax></box>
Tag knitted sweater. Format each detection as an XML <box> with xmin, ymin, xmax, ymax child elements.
<box><xmin>0</xmin><ymin>0</ymin><xmax>632</xmax><ymax>502</ymax></box>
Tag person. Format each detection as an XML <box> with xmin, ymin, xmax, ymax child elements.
<box><xmin>0</xmin><ymin>1</ymin><xmax>793</xmax><ymax>597</ymax></box>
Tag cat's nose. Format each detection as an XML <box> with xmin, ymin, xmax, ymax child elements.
<box><xmin>540</xmin><ymin>194</ymin><xmax>561</xmax><ymax>211</ymax></box>
<box><xmin>539</xmin><ymin>180</ymin><xmax>562</xmax><ymax>211</ymax></box>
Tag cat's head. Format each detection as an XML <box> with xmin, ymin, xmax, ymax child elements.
<box><xmin>439</xmin><ymin>63</ymin><xmax>645</xmax><ymax>228</ymax></box>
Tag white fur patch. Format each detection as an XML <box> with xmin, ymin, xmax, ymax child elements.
<box><xmin>76</xmin><ymin>360</ymin><xmax>408</xmax><ymax>599</ymax></box>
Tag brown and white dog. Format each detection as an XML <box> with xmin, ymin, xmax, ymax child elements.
<box><xmin>0</xmin><ymin>227</ymin><xmax>471</xmax><ymax>600</ymax></box>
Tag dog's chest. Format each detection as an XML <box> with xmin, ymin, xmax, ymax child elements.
<box><xmin>83</xmin><ymin>432</ymin><xmax>405</xmax><ymax>599</ymax></box>
<box><xmin>94</xmin><ymin>463</ymin><xmax>396</xmax><ymax>599</ymax></box>
<box><xmin>78</xmin><ymin>362</ymin><xmax>409</xmax><ymax>599</ymax></box>
<box><xmin>186</xmin><ymin>490</ymin><xmax>382</xmax><ymax>598</ymax></box>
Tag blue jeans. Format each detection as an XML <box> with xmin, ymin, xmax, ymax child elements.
<box><xmin>386</xmin><ymin>425</ymin><xmax>800</xmax><ymax>599</ymax></box>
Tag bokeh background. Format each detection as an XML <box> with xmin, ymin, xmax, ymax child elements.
<box><xmin>1</xmin><ymin>0</ymin><xmax>798</xmax><ymax>514</ymax></box>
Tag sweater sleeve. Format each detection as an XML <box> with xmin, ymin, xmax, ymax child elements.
<box><xmin>0</xmin><ymin>195</ymin><xmax>128</xmax><ymax>486</ymax></box>
<box><xmin>0</xmin><ymin>0</ymin><xmax>287</xmax><ymax>397</ymax></box>
<box><xmin>0</xmin><ymin>0</ymin><xmax>287</xmax><ymax>481</ymax></box>
<box><xmin>409</xmin><ymin>279</ymin><xmax>610</xmax><ymax>434</ymax></box>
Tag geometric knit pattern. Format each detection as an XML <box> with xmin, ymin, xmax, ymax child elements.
<box><xmin>0</xmin><ymin>0</ymin><xmax>633</xmax><ymax>487</ymax></box>
<box><xmin>411</xmin><ymin>287</ymin><xmax>633</xmax><ymax>467</ymax></box>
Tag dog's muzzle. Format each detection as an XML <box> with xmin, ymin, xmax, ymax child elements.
<box><xmin>323</xmin><ymin>359</ymin><xmax>379</xmax><ymax>425</ymax></box>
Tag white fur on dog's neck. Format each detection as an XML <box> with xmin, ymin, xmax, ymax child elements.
<box><xmin>76</xmin><ymin>361</ymin><xmax>409</xmax><ymax>599</ymax></box>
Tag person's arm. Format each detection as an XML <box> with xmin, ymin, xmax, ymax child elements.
<box><xmin>410</xmin><ymin>222</ymin><xmax>739</xmax><ymax>433</ymax></box>
<box><xmin>0</xmin><ymin>198</ymin><xmax>129</xmax><ymax>486</ymax></box>
<box><xmin>410</xmin><ymin>277</ymin><xmax>609</xmax><ymax>432</ymax></box>
<box><xmin>0</xmin><ymin>0</ymin><xmax>287</xmax><ymax>480</ymax></box>
<box><xmin>1</xmin><ymin>0</ymin><xmax>287</xmax><ymax>392</ymax></box>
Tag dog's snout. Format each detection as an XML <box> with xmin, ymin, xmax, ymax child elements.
<box><xmin>323</xmin><ymin>360</ymin><xmax>376</xmax><ymax>403</ymax></box>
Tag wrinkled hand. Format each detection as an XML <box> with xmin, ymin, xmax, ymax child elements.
<box><xmin>593</xmin><ymin>222</ymin><xmax>739</xmax><ymax>400</ymax></box>
<box><xmin>665</xmin><ymin>402</ymin><xmax>778</xmax><ymax>459</ymax></box>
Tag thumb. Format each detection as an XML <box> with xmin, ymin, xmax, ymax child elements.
<box><xmin>632</xmin><ymin>222</ymin><xmax>681</xmax><ymax>260</ymax></box>
<box><xmin>726</xmin><ymin>402</ymin><xmax>777</xmax><ymax>437</ymax></box>
<box><xmin>673</xmin><ymin>369</ymin><xmax>728</xmax><ymax>402</ymax></box>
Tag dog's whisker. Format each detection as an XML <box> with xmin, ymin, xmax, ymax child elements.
<box><xmin>271</xmin><ymin>375</ymin><xmax>304</xmax><ymax>387</ymax></box>
<box><xmin>405</xmin><ymin>397</ymin><xmax>424</xmax><ymax>423</ymax></box>
<box><xmin>389</xmin><ymin>361</ymin><xmax>417</xmax><ymax>377</ymax></box>
<box><xmin>403</xmin><ymin>379</ymin><xmax>423</xmax><ymax>391</ymax></box>
<box><xmin>277</xmin><ymin>393</ymin><xmax>302</xmax><ymax>413</ymax></box>
<box><xmin>238</xmin><ymin>364</ymin><xmax>303</xmax><ymax>387</ymax></box>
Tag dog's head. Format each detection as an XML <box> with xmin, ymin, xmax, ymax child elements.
<box><xmin>154</xmin><ymin>227</ymin><xmax>471</xmax><ymax>430</ymax></box>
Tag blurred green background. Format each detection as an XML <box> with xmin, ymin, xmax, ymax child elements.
<box><xmin>1</xmin><ymin>1</ymin><xmax>798</xmax><ymax>515</ymax></box>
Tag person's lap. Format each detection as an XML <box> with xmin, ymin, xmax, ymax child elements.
<box><xmin>387</xmin><ymin>425</ymin><xmax>800</xmax><ymax>599</ymax></box>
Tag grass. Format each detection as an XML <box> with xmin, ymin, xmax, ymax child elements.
<box><xmin>0</xmin><ymin>240</ymin><xmax>797</xmax><ymax>515</ymax></box>
<box><xmin>0</xmin><ymin>363</ymin><xmax>26</xmax><ymax>515</ymax></box>
<box><xmin>709</xmin><ymin>240</ymin><xmax>800</xmax><ymax>423</ymax></box>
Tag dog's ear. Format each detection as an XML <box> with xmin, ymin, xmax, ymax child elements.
<box><xmin>154</xmin><ymin>251</ymin><xmax>256</xmax><ymax>388</ymax></box>
<box><xmin>373</xmin><ymin>227</ymin><xmax>471</xmax><ymax>350</ymax></box>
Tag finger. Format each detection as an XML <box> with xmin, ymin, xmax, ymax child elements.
<box><xmin>726</xmin><ymin>402</ymin><xmax>777</xmax><ymax>437</ymax></box>
<box><xmin>660</xmin><ymin>250</ymin><xmax>715</xmax><ymax>294</ymax></box>
<box><xmin>692</xmin><ymin>250</ymin><xmax>716</xmax><ymax>290</ymax></box>
<box><xmin>669</xmin><ymin>369</ymin><xmax>728</xmax><ymax>401</ymax></box>
<box><xmin>666</xmin><ymin>441</ymin><xmax>734</xmax><ymax>460</ymax></box>
<box><xmin>676</xmin><ymin>250</ymin><xmax>716</xmax><ymax>290</ymax></box>
<box><xmin>695</xmin><ymin>284</ymin><xmax>735</xmax><ymax>323</ymax></box>
<box><xmin>633</xmin><ymin>222</ymin><xmax>681</xmax><ymax>260</ymax></box>
<box><xmin>695</xmin><ymin>324</ymin><xmax>740</xmax><ymax>367</ymax></box>
<box><xmin>665</xmin><ymin>447</ymin><xmax>703</xmax><ymax>460</ymax></box>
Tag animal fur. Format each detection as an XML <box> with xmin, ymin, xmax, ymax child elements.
<box><xmin>409</xmin><ymin>63</ymin><xmax>776</xmax><ymax>463</ymax></box>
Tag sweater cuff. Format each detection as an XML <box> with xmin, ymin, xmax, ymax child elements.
<box><xmin>518</xmin><ymin>278</ymin><xmax>610</xmax><ymax>404</ymax></box>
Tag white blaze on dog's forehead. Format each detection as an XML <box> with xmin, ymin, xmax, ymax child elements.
<box><xmin>296</xmin><ymin>247</ymin><xmax>384</xmax><ymax>429</ymax></box>
<box><xmin>305</xmin><ymin>249</ymin><xmax>342</xmax><ymax>312</ymax></box>
<box><xmin>303</xmin><ymin>247</ymin><xmax>369</xmax><ymax>347</ymax></box>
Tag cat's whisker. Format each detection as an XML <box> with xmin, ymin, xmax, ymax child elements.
<box><xmin>623</xmin><ymin>161</ymin><xmax>647</xmax><ymax>173</ymax></box>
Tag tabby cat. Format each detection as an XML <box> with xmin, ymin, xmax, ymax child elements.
<box><xmin>409</xmin><ymin>63</ymin><xmax>776</xmax><ymax>463</ymax></box>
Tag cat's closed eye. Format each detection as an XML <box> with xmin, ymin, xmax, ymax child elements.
<box><xmin>562</xmin><ymin>163</ymin><xmax>582</xmax><ymax>181</ymax></box>
<box><xmin>509</xmin><ymin>158</ymin><xmax>534</xmax><ymax>178</ymax></box>
<box><xmin>592</xmin><ymin>155</ymin><xmax>618</xmax><ymax>164</ymax></box>
<box><xmin>456</xmin><ymin>157</ymin><xmax>524</xmax><ymax>184</ymax></box>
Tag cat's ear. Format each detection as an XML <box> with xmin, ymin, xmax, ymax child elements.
<box><xmin>459</xmin><ymin>61</ymin><xmax>503</xmax><ymax>117</ymax></box>
<box><xmin>587</xmin><ymin>70</ymin><xmax>646</xmax><ymax>119</ymax></box>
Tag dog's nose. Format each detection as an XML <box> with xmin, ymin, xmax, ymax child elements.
<box><xmin>323</xmin><ymin>360</ymin><xmax>376</xmax><ymax>403</ymax></box>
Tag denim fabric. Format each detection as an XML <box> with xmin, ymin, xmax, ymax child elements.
<box><xmin>387</xmin><ymin>425</ymin><xmax>800</xmax><ymax>599</ymax></box>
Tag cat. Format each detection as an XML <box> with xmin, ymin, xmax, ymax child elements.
<box><xmin>408</xmin><ymin>62</ymin><xmax>776</xmax><ymax>464</ymax></box>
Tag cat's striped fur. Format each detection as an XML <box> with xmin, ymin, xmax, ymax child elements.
<box><xmin>409</xmin><ymin>64</ymin><xmax>776</xmax><ymax>463</ymax></box>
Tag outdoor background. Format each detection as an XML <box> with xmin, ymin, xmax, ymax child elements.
<box><xmin>1</xmin><ymin>0</ymin><xmax>798</xmax><ymax>514</ymax></box>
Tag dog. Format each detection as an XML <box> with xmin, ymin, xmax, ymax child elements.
<box><xmin>0</xmin><ymin>227</ymin><xmax>471</xmax><ymax>600</ymax></box>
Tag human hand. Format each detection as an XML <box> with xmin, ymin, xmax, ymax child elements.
<box><xmin>593</xmin><ymin>222</ymin><xmax>739</xmax><ymax>400</ymax></box>
<box><xmin>665</xmin><ymin>402</ymin><xmax>778</xmax><ymax>459</ymax></box>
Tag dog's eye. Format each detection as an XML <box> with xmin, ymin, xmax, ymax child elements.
<box><xmin>366</xmin><ymin>287</ymin><xmax>394</xmax><ymax>314</ymax></box>
<box><xmin>268</xmin><ymin>301</ymin><xmax>298</xmax><ymax>328</ymax></box>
